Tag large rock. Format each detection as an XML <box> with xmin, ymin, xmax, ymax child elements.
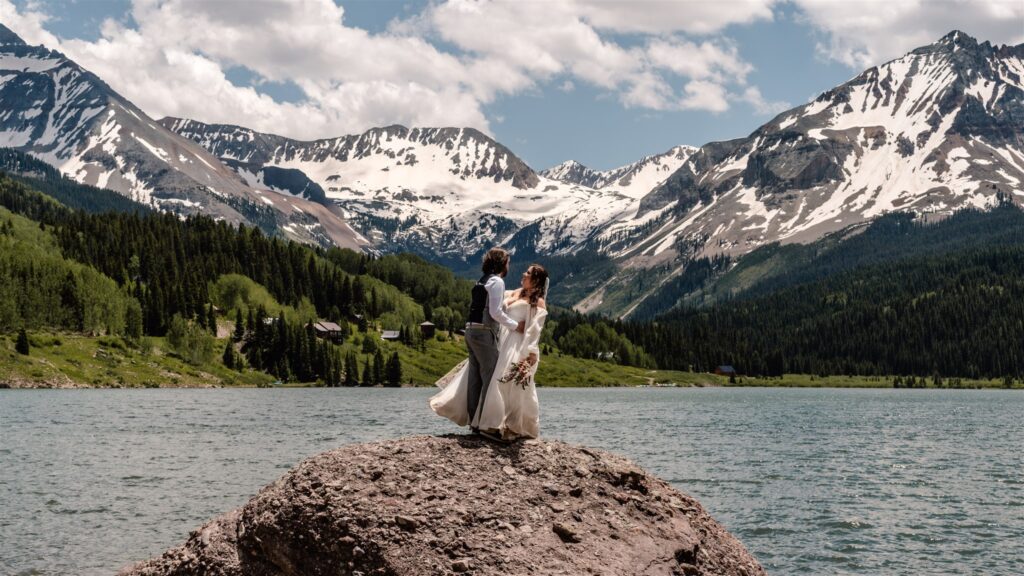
<box><xmin>120</xmin><ymin>436</ymin><xmax>765</xmax><ymax>576</ymax></box>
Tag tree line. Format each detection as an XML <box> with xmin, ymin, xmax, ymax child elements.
<box><xmin>621</xmin><ymin>243</ymin><xmax>1024</xmax><ymax>379</ymax></box>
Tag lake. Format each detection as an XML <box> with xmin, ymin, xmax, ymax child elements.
<box><xmin>1</xmin><ymin>388</ymin><xmax>1021</xmax><ymax>575</ymax></box>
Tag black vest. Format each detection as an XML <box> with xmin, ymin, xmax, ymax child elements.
<box><xmin>468</xmin><ymin>274</ymin><xmax>496</xmax><ymax>324</ymax></box>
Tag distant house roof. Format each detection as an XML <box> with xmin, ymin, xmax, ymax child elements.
<box><xmin>315</xmin><ymin>321</ymin><xmax>342</xmax><ymax>332</ymax></box>
<box><xmin>420</xmin><ymin>321</ymin><xmax>435</xmax><ymax>327</ymax></box>
<box><xmin>716</xmin><ymin>365</ymin><xmax>737</xmax><ymax>374</ymax></box>
<box><xmin>381</xmin><ymin>330</ymin><xmax>400</xmax><ymax>340</ymax></box>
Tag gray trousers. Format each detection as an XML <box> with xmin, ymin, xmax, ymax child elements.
<box><xmin>465</xmin><ymin>327</ymin><xmax>499</xmax><ymax>428</ymax></box>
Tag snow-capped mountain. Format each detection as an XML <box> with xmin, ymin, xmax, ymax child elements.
<box><xmin>0</xmin><ymin>24</ymin><xmax>366</xmax><ymax>249</ymax></box>
<box><xmin>163</xmin><ymin>118</ymin><xmax>644</xmax><ymax>258</ymax></box>
<box><xmin>3</xmin><ymin>22</ymin><xmax>1020</xmax><ymax>318</ymax></box>
<box><xmin>541</xmin><ymin>144</ymin><xmax>698</xmax><ymax>198</ymax></box>
<box><xmin>577</xmin><ymin>31</ymin><xmax>1024</xmax><ymax>316</ymax></box>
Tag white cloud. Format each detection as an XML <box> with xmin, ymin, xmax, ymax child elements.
<box><xmin>736</xmin><ymin>86</ymin><xmax>790</xmax><ymax>115</ymax></box>
<box><xmin>0</xmin><ymin>0</ymin><xmax>790</xmax><ymax>140</ymax></box>
<box><xmin>680</xmin><ymin>80</ymin><xmax>731</xmax><ymax>112</ymax></box>
<box><xmin>646</xmin><ymin>39</ymin><xmax>754</xmax><ymax>83</ymax></box>
<box><xmin>0</xmin><ymin>0</ymin><xmax>59</xmax><ymax>46</ymax></box>
<box><xmin>793</xmin><ymin>0</ymin><xmax>1024</xmax><ymax>68</ymax></box>
<box><xmin>574</xmin><ymin>0</ymin><xmax>776</xmax><ymax>35</ymax></box>
<box><xmin>417</xmin><ymin>1</ymin><xmax>769</xmax><ymax>114</ymax></box>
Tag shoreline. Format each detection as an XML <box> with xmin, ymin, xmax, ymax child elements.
<box><xmin>3</xmin><ymin>381</ymin><xmax>1019</xmax><ymax>390</ymax></box>
<box><xmin>4</xmin><ymin>333</ymin><xmax>1019</xmax><ymax>391</ymax></box>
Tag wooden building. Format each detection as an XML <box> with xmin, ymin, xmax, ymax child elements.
<box><xmin>313</xmin><ymin>321</ymin><xmax>343</xmax><ymax>342</ymax></box>
<box><xmin>420</xmin><ymin>321</ymin><xmax>436</xmax><ymax>339</ymax></box>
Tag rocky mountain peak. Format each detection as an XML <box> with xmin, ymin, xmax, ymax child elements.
<box><xmin>0</xmin><ymin>24</ymin><xmax>27</xmax><ymax>46</ymax></box>
<box><xmin>936</xmin><ymin>30</ymin><xmax>979</xmax><ymax>48</ymax></box>
<box><xmin>542</xmin><ymin>145</ymin><xmax>698</xmax><ymax>197</ymax></box>
<box><xmin>540</xmin><ymin>159</ymin><xmax>601</xmax><ymax>186</ymax></box>
<box><xmin>581</xmin><ymin>31</ymin><xmax>1024</xmax><ymax>316</ymax></box>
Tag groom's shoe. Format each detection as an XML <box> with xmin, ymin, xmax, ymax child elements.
<box><xmin>470</xmin><ymin>426</ymin><xmax>480</xmax><ymax>435</ymax></box>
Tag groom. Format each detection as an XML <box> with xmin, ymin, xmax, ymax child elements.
<box><xmin>465</xmin><ymin>247</ymin><xmax>524</xmax><ymax>434</ymax></box>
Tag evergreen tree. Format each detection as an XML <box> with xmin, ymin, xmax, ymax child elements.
<box><xmin>125</xmin><ymin>298</ymin><xmax>144</xmax><ymax>342</ymax></box>
<box><xmin>362</xmin><ymin>333</ymin><xmax>378</xmax><ymax>354</ymax></box>
<box><xmin>352</xmin><ymin>276</ymin><xmax>366</xmax><ymax>313</ymax></box>
<box><xmin>386</xmin><ymin>352</ymin><xmax>402</xmax><ymax>387</ymax></box>
<box><xmin>60</xmin><ymin>271</ymin><xmax>83</xmax><ymax>331</ymax></box>
<box><xmin>373</xmin><ymin>349</ymin><xmax>385</xmax><ymax>385</ymax></box>
<box><xmin>15</xmin><ymin>328</ymin><xmax>29</xmax><ymax>355</ymax></box>
<box><xmin>361</xmin><ymin>357</ymin><xmax>372</xmax><ymax>387</ymax></box>
<box><xmin>233</xmin><ymin>308</ymin><xmax>245</xmax><ymax>342</ymax></box>
<box><xmin>344</xmin><ymin>351</ymin><xmax>359</xmax><ymax>387</ymax></box>
<box><xmin>369</xmin><ymin>288</ymin><xmax>379</xmax><ymax>318</ymax></box>
<box><xmin>207</xmin><ymin>303</ymin><xmax>217</xmax><ymax>335</ymax></box>
<box><xmin>223</xmin><ymin>342</ymin><xmax>236</xmax><ymax>370</ymax></box>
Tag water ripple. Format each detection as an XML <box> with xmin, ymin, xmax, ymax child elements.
<box><xmin>0</xmin><ymin>388</ymin><xmax>1021</xmax><ymax>575</ymax></box>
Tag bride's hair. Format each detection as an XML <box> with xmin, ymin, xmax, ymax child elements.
<box><xmin>524</xmin><ymin>264</ymin><xmax>548</xmax><ymax>306</ymax></box>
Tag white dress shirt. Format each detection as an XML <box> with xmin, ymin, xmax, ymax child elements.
<box><xmin>484</xmin><ymin>275</ymin><xmax>520</xmax><ymax>331</ymax></box>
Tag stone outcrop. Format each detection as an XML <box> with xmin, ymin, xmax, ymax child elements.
<box><xmin>120</xmin><ymin>435</ymin><xmax>765</xmax><ymax>576</ymax></box>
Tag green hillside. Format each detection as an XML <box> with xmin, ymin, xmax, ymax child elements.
<box><xmin>0</xmin><ymin>172</ymin><xmax>666</xmax><ymax>388</ymax></box>
<box><xmin>623</xmin><ymin>220</ymin><xmax>1024</xmax><ymax>380</ymax></box>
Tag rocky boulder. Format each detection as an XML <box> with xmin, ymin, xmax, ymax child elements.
<box><xmin>120</xmin><ymin>435</ymin><xmax>765</xmax><ymax>576</ymax></box>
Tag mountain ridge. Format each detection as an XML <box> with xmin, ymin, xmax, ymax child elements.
<box><xmin>2</xmin><ymin>23</ymin><xmax>1022</xmax><ymax>320</ymax></box>
<box><xmin>576</xmin><ymin>30</ymin><xmax>1024</xmax><ymax>316</ymax></box>
<box><xmin>161</xmin><ymin>116</ymin><xmax>647</xmax><ymax>259</ymax></box>
<box><xmin>0</xmin><ymin>24</ymin><xmax>367</xmax><ymax>249</ymax></box>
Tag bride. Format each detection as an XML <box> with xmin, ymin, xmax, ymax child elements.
<box><xmin>430</xmin><ymin>264</ymin><xmax>549</xmax><ymax>440</ymax></box>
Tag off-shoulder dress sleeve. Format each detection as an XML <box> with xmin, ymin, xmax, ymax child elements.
<box><xmin>519</xmin><ymin>307</ymin><xmax>548</xmax><ymax>361</ymax></box>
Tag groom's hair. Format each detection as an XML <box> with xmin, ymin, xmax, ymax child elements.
<box><xmin>481</xmin><ymin>247</ymin><xmax>510</xmax><ymax>276</ymax></box>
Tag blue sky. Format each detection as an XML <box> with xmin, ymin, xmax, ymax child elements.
<box><xmin>3</xmin><ymin>0</ymin><xmax>1022</xmax><ymax>170</ymax></box>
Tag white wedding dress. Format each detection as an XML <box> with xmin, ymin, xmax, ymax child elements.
<box><xmin>430</xmin><ymin>294</ymin><xmax>546</xmax><ymax>439</ymax></box>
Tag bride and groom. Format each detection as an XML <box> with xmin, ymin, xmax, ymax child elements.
<box><xmin>430</xmin><ymin>247</ymin><xmax>548</xmax><ymax>442</ymax></box>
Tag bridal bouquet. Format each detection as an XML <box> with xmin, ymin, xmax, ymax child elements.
<box><xmin>499</xmin><ymin>359</ymin><xmax>533</xmax><ymax>390</ymax></box>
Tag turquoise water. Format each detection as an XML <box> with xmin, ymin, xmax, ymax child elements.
<box><xmin>1</xmin><ymin>388</ymin><xmax>1021</xmax><ymax>575</ymax></box>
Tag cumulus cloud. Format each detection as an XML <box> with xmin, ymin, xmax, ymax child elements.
<box><xmin>0</xmin><ymin>0</ymin><xmax>59</xmax><ymax>46</ymax></box>
<box><xmin>793</xmin><ymin>0</ymin><xmax>1024</xmax><ymax>68</ymax></box>
<box><xmin>0</xmin><ymin>0</ymin><xmax>800</xmax><ymax>139</ymax></box>
<box><xmin>415</xmin><ymin>0</ymin><xmax>768</xmax><ymax>114</ymax></box>
<box><xmin>574</xmin><ymin>0</ymin><xmax>776</xmax><ymax>35</ymax></box>
<box><xmin>735</xmin><ymin>86</ymin><xmax>790</xmax><ymax>116</ymax></box>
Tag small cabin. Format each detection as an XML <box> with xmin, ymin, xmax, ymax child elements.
<box><xmin>420</xmin><ymin>321</ymin><xmax>436</xmax><ymax>339</ymax></box>
<box><xmin>313</xmin><ymin>321</ymin><xmax>343</xmax><ymax>342</ymax></box>
<box><xmin>381</xmin><ymin>330</ymin><xmax>401</xmax><ymax>341</ymax></box>
<box><xmin>714</xmin><ymin>365</ymin><xmax>737</xmax><ymax>376</ymax></box>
